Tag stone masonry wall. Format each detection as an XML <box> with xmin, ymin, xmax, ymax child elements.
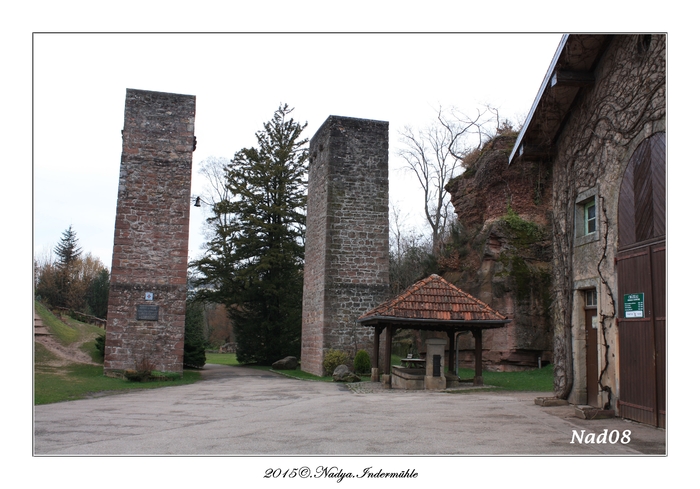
<box><xmin>301</xmin><ymin>116</ymin><xmax>390</xmax><ymax>376</ymax></box>
<box><xmin>547</xmin><ymin>35</ymin><xmax>665</xmax><ymax>406</ymax></box>
<box><xmin>104</xmin><ymin>89</ymin><xmax>196</xmax><ymax>376</ymax></box>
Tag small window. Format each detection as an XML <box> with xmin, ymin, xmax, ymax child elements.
<box><xmin>584</xmin><ymin>200</ymin><xmax>596</xmax><ymax>234</ymax></box>
<box><xmin>575</xmin><ymin>187</ymin><xmax>599</xmax><ymax>246</ymax></box>
<box><xmin>585</xmin><ymin>289</ymin><xmax>597</xmax><ymax>308</ymax></box>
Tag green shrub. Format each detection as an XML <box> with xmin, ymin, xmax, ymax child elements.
<box><xmin>323</xmin><ymin>349</ymin><xmax>349</xmax><ymax>376</ymax></box>
<box><xmin>124</xmin><ymin>357</ymin><xmax>156</xmax><ymax>382</ymax></box>
<box><xmin>184</xmin><ymin>297</ymin><xmax>207</xmax><ymax>368</ymax></box>
<box><xmin>500</xmin><ymin>206</ymin><xmax>544</xmax><ymax>246</ymax></box>
<box><xmin>124</xmin><ymin>369</ymin><xmax>151</xmax><ymax>382</ymax></box>
<box><xmin>353</xmin><ymin>350</ymin><xmax>371</xmax><ymax>375</ymax></box>
<box><xmin>150</xmin><ymin>371</ymin><xmax>181</xmax><ymax>381</ymax></box>
<box><xmin>94</xmin><ymin>333</ymin><xmax>105</xmax><ymax>360</ymax></box>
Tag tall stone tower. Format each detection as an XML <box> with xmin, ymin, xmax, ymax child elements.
<box><xmin>104</xmin><ymin>89</ymin><xmax>196</xmax><ymax>376</ymax></box>
<box><xmin>301</xmin><ymin>116</ymin><xmax>390</xmax><ymax>376</ymax></box>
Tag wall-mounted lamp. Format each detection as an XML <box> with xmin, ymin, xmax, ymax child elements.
<box><xmin>192</xmin><ymin>196</ymin><xmax>213</xmax><ymax>208</ymax></box>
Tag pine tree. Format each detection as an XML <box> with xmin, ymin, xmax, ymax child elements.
<box><xmin>192</xmin><ymin>104</ymin><xmax>308</xmax><ymax>364</ymax></box>
<box><xmin>49</xmin><ymin>225</ymin><xmax>83</xmax><ymax>308</ymax></box>
<box><xmin>54</xmin><ymin>225</ymin><xmax>82</xmax><ymax>267</ymax></box>
<box><xmin>86</xmin><ymin>268</ymin><xmax>110</xmax><ymax>318</ymax></box>
<box><xmin>184</xmin><ymin>296</ymin><xmax>207</xmax><ymax>368</ymax></box>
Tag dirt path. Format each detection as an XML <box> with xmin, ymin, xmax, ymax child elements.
<box><xmin>35</xmin><ymin>334</ymin><xmax>99</xmax><ymax>366</ymax></box>
<box><xmin>34</xmin><ymin>311</ymin><xmax>100</xmax><ymax>366</ymax></box>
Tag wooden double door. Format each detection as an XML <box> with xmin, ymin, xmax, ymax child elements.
<box><xmin>616</xmin><ymin>132</ymin><xmax>665</xmax><ymax>428</ymax></box>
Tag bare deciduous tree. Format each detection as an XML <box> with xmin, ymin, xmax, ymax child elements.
<box><xmin>388</xmin><ymin>202</ymin><xmax>433</xmax><ymax>295</ymax></box>
<box><xmin>397</xmin><ymin>105</ymin><xmax>500</xmax><ymax>253</ymax></box>
<box><xmin>196</xmin><ymin>156</ymin><xmax>236</xmax><ymax>245</ymax></box>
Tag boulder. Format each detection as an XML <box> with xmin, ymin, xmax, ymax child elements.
<box><xmin>332</xmin><ymin>364</ymin><xmax>361</xmax><ymax>382</ymax></box>
<box><xmin>272</xmin><ymin>356</ymin><xmax>298</xmax><ymax>370</ymax></box>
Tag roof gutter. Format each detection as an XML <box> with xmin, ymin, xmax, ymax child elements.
<box><xmin>508</xmin><ymin>34</ymin><xmax>569</xmax><ymax>165</ymax></box>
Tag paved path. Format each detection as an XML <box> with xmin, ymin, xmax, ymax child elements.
<box><xmin>33</xmin><ymin>364</ymin><xmax>666</xmax><ymax>455</ymax></box>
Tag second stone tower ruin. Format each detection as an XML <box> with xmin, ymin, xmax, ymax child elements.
<box><xmin>301</xmin><ymin>116</ymin><xmax>390</xmax><ymax>376</ymax></box>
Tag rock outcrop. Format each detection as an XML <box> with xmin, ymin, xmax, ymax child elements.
<box><xmin>443</xmin><ymin>132</ymin><xmax>553</xmax><ymax>370</ymax></box>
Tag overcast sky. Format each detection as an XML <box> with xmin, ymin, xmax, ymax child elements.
<box><xmin>33</xmin><ymin>33</ymin><xmax>563</xmax><ymax>267</ymax></box>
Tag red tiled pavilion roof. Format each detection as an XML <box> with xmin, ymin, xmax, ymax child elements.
<box><xmin>358</xmin><ymin>274</ymin><xmax>509</xmax><ymax>325</ymax></box>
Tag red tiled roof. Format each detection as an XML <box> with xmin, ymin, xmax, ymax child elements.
<box><xmin>359</xmin><ymin>274</ymin><xmax>508</xmax><ymax>323</ymax></box>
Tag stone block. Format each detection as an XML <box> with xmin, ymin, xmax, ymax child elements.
<box><xmin>534</xmin><ymin>397</ymin><xmax>570</xmax><ymax>406</ymax></box>
<box><xmin>391</xmin><ymin>366</ymin><xmax>425</xmax><ymax>390</ymax></box>
<box><xmin>574</xmin><ymin>406</ymin><xmax>616</xmax><ymax>419</ymax></box>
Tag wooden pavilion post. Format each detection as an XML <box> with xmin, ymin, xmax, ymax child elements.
<box><xmin>383</xmin><ymin>325</ymin><xmax>393</xmax><ymax>387</ymax></box>
<box><xmin>448</xmin><ymin>331</ymin><xmax>456</xmax><ymax>375</ymax></box>
<box><xmin>474</xmin><ymin>328</ymin><xmax>483</xmax><ymax>386</ymax></box>
<box><xmin>372</xmin><ymin>325</ymin><xmax>383</xmax><ymax>382</ymax></box>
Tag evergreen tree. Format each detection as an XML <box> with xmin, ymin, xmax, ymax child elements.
<box><xmin>54</xmin><ymin>225</ymin><xmax>82</xmax><ymax>267</ymax></box>
<box><xmin>50</xmin><ymin>225</ymin><xmax>84</xmax><ymax>308</ymax></box>
<box><xmin>184</xmin><ymin>296</ymin><xmax>207</xmax><ymax>368</ymax></box>
<box><xmin>192</xmin><ymin>104</ymin><xmax>307</xmax><ymax>364</ymax></box>
<box><xmin>36</xmin><ymin>227</ymin><xmax>109</xmax><ymax>313</ymax></box>
<box><xmin>86</xmin><ymin>268</ymin><xmax>110</xmax><ymax>318</ymax></box>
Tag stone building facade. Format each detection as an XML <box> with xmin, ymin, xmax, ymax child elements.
<box><xmin>510</xmin><ymin>35</ymin><xmax>666</xmax><ymax>426</ymax></box>
<box><xmin>301</xmin><ymin>116</ymin><xmax>391</xmax><ymax>376</ymax></box>
<box><xmin>104</xmin><ymin>89</ymin><xmax>196</xmax><ymax>376</ymax></box>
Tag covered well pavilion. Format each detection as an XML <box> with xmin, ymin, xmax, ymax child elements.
<box><xmin>358</xmin><ymin>274</ymin><xmax>511</xmax><ymax>386</ymax></box>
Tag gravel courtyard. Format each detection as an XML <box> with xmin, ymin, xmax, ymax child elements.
<box><xmin>34</xmin><ymin>364</ymin><xmax>666</xmax><ymax>456</ymax></box>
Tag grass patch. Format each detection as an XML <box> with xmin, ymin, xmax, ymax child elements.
<box><xmin>240</xmin><ymin>364</ymin><xmax>332</xmax><ymax>382</ymax></box>
<box><xmin>34</xmin><ymin>363</ymin><xmax>201</xmax><ymax>405</ymax></box>
<box><xmin>35</xmin><ymin>301</ymin><xmax>80</xmax><ymax>345</ymax></box>
<box><xmin>205</xmin><ymin>353</ymin><xmax>401</xmax><ymax>382</ymax></box>
<box><xmin>244</xmin><ymin>364</ymin><xmax>378</xmax><ymax>383</ymax></box>
<box><xmin>35</xmin><ymin>301</ymin><xmax>105</xmax><ymax>348</ymax></box>
<box><xmin>205</xmin><ymin>352</ymin><xmax>240</xmax><ymax>366</ymax></box>
<box><xmin>80</xmin><ymin>337</ymin><xmax>105</xmax><ymax>363</ymax></box>
<box><xmin>456</xmin><ymin>364</ymin><xmax>554</xmax><ymax>391</ymax></box>
<box><xmin>34</xmin><ymin>341</ymin><xmax>61</xmax><ymax>364</ymax></box>
<box><xmin>34</xmin><ymin>302</ymin><xmax>201</xmax><ymax>405</ymax></box>
<box><xmin>393</xmin><ymin>351</ymin><xmax>552</xmax><ymax>391</ymax></box>
<box><xmin>257</xmin><ymin>352</ymin><xmax>554</xmax><ymax>390</ymax></box>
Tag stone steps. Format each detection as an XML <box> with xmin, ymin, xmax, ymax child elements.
<box><xmin>34</xmin><ymin>312</ymin><xmax>52</xmax><ymax>336</ymax></box>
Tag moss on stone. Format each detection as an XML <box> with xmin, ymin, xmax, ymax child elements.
<box><xmin>500</xmin><ymin>206</ymin><xmax>544</xmax><ymax>246</ymax></box>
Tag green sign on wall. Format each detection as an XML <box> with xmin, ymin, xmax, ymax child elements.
<box><xmin>623</xmin><ymin>293</ymin><xmax>645</xmax><ymax>318</ymax></box>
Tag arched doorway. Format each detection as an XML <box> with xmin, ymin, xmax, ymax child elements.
<box><xmin>616</xmin><ymin>132</ymin><xmax>666</xmax><ymax>427</ymax></box>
